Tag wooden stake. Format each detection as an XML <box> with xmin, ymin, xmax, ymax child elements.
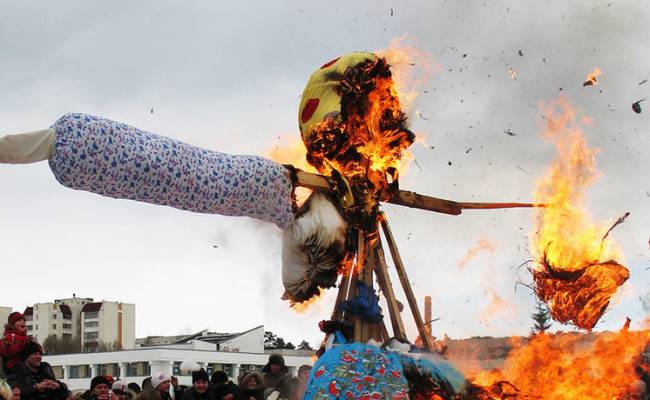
<box><xmin>379</xmin><ymin>212</ymin><xmax>435</xmax><ymax>352</ymax></box>
<box><xmin>332</xmin><ymin>271</ymin><xmax>352</xmax><ymax>321</ymax></box>
<box><xmin>353</xmin><ymin>231</ymin><xmax>366</xmax><ymax>342</ymax></box>
<box><xmin>373</xmin><ymin>238</ymin><xmax>407</xmax><ymax>341</ymax></box>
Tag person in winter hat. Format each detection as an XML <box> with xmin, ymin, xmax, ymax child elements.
<box><xmin>151</xmin><ymin>373</ymin><xmax>183</xmax><ymax>400</ymax></box>
<box><xmin>86</xmin><ymin>376</ymin><xmax>113</xmax><ymax>400</ymax></box>
<box><xmin>210</xmin><ymin>371</ymin><xmax>243</xmax><ymax>400</ymax></box>
<box><xmin>6</xmin><ymin>341</ymin><xmax>70</xmax><ymax>400</ymax></box>
<box><xmin>180</xmin><ymin>369</ymin><xmax>213</xmax><ymax>400</ymax></box>
<box><xmin>239</xmin><ymin>372</ymin><xmax>263</xmax><ymax>400</ymax></box>
<box><xmin>262</xmin><ymin>355</ymin><xmax>288</xmax><ymax>391</ymax></box>
<box><xmin>0</xmin><ymin>312</ymin><xmax>31</xmax><ymax>374</ymax></box>
<box><xmin>112</xmin><ymin>380</ymin><xmax>135</xmax><ymax>400</ymax></box>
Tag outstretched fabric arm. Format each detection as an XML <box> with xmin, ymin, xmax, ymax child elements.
<box><xmin>1</xmin><ymin>113</ymin><xmax>295</xmax><ymax>229</ymax></box>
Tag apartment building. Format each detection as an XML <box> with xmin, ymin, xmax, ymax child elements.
<box><xmin>23</xmin><ymin>295</ymin><xmax>135</xmax><ymax>351</ymax></box>
<box><xmin>0</xmin><ymin>306</ymin><xmax>11</xmax><ymax>326</ymax></box>
<box><xmin>81</xmin><ymin>301</ymin><xmax>135</xmax><ymax>351</ymax></box>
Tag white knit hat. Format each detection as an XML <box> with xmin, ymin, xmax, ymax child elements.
<box><xmin>151</xmin><ymin>372</ymin><xmax>170</xmax><ymax>389</ymax></box>
<box><xmin>112</xmin><ymin>380</ymin><xmax>127</xmax><ymax>393</ymax></box>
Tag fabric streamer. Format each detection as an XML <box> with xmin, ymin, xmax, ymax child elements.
<box><xmin>0</xmin><ymin>113</ymin><xmax>296</xmax><ymax>228</ymax></box>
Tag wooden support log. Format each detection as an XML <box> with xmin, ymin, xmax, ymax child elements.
<box><xmin>353</xmin><ymin>231</ymin><xmax>367</xmax><ymax>342</ymax></box>
<box><xmin>373</xmin><ymin>238</ymin><xmax>407</xmax><ymax>341</ymax></box>
<box><xmin>379</xmin><ymin>212</ymin><xmax>435</xmax><ymax>352</ymax></box>
<box><xmin>332</xmin><ymin>270</ymin><xmax>352</xmax><ymax>321</ymax></box>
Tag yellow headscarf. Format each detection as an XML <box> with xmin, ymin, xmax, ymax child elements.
<box><xmin>298</xmin><ymin>52</ymin><xmax>377</xmax><ymax>142</ymax></box>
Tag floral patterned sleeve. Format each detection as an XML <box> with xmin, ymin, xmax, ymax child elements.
<box><xmin>48</xmin><ymin>113</ymin><xmax>295</xmax><ymax>229</ymax></box>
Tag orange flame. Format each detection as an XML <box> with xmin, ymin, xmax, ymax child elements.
<box><xmin>583</xmin><ymin>67</ymin><xmax>602</xmax><ymax>86</ymax></box>
<box><xmin>469</xmin><ymin>329</ymin><xmax>650</xmax><ymax>399</ymax></box>
<box><xmin>457</xmin><ymin>237</ymin><xmax>497</xmax><ymax>269</ymax></box>
<box><xmin>531</xmin><ymin>97</ymin><xmax>629</xmax><ymax>330</ymax></box>
<box><xmin>377</xmin><ymin>36</ymin><xmax>437</xmax><ymax>114</ymax></box>
<box><xmin>265</xmin><ymin>137</ymin><xmax>316</xmax><ymax>205</ymax></box>
<box><xmin>290</xmin><ymin>288</ymin><xmax>324</xmax><ymax>313</ymax></box>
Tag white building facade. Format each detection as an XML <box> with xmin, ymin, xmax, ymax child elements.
<box><xmin>44</xmin><ymin>339</ymin><xmax>313</xmax><ymax>390</ymax></box>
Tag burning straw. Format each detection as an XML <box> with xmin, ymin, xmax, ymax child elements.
<box><xmin>531</xmin><ymin>97</ymin><xmax>629</xmax><ymax>330</ymax></box>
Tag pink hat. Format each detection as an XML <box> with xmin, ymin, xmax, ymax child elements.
<box><xmin>8</xmin><ymin>312</ymin><xmax>24</xmax><ymax>325</ymax></box>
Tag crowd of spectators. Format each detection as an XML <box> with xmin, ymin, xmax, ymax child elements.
<box><xmin>0</xmin><ymin>313</ymin><xmax>311</xmax><ymax>400</ymax></box>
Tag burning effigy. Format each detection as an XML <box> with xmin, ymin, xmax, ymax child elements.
<box><xmin>1</xmin><ymin>46</ymin><xmax>646</xmax><ymax>399</ymax></box>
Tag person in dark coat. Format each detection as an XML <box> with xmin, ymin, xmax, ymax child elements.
<box><xmin>239</xmin><ymin>372</ymin><xmax>263</xmax><ymax>400</ymax></box>
<box><xmin>181</xmin><ymin>369</ymin><xmax>213</xmax><ymax>400</ymax></box>
<box><xmin>210</xmin><ymin>371</ymin><xmax>242</xmax><ymax>400</ymax></box>
<box><xmin>86</xmin><ymin>376</ymin><xmax>114</xmax><ymax>400</ymax></box>
<box><xmin>7</xmin><ymin>341</ymin><xmax>69</xmax><ymax>400</ymax></box>
<box><xmin>261</xmin><ymin>355</ymin><xmax>288</xmax><ymax>391</ymax></box>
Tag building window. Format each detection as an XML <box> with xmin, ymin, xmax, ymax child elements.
<box><xmin>84</xmin><ymin>312</ymin><xmax>99</xmax><ymax>320</ymax></box>
<box><xmin>63</xmin><ymin>323</ymin><xmax>72</xmax><ymax>330</ymax></box>
<box><xmin>85</xmin><ymin>321</ymin><xmax>99</xmax><ymax>328</ymax></box>
<box><xmin>84</xmin><ymin>332</ymin><xmax>99</xmax><ymax>340</ymax></box>
<box><xmin>27</xmin><ymin>326</ymin><xmax>32</xmax><ymax>331</ymax></box>
<box><xmin>127</xmin><ymin>362</ymin><xmax>150</xmax><ymax>377</ymax></box>
<box><xmin>70</xmin><ymin>365</ymin><xmax>91</xmax><ymax>379</ymax></box>
<box><xmin>63</xmin><ymin>314</ymin><xmax>72</xmax><ymax>320</ymax></box>
<box><xmin>53</xmin><ymin>314</ymin><xmax>57</xmax><ymax>319</ymax></box>
<box><xmin>173</xmin><ymin>362</ymin><xmax>191</xmax><ymax>376</ymax></box>
<box><xmin>62</xmin><ymin>333</ymin><xmax>72</xmax><ymax>340</ymax></box>
<box><xmin>52</xmin><ymin>324</ymin><xmax>57</xmax><ymax>330</ymax></box>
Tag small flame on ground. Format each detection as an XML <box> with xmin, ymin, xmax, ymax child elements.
<box><xmin>457</xmin><ymin>237</ymin><xmax>497</xmax><ymax>269</ymax></box>
<box><xmin>583</xmin><ymin>67</ymin><xmax>602</xmax><ymax>86</ymax></box>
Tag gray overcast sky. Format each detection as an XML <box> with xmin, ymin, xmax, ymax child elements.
<box><xmin>1</xmin><ymin>1</ymin><xmax>648</xmax><ymax>347</ymax></box>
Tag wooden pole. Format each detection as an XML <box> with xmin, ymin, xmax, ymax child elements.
<box><xmin>293</xmin><ymin>169</ymin><xmax>542</xmax><ymax>215</ymax></box>
<box><xmin>352</xmin><ymin>230</ymin><xmax>366</xmax><ymax>342</ymax></box>
<box><xmin>331</xmin><ymin>270</ymin><xmax>352</xmax><ymax>321</ymax></box>
<box><xmin>379</xmin><ymin>212</ymin><xmax>435</xmax><ymax>352</ymax></box>
<box><xmin>373</xmin><ymin>238</ymin><xmax>407</xmax><ymax>341</ymax></box>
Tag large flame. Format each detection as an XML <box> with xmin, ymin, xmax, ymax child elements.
<box><xmin>468</xmin><ymin>329</ymin><xmax>650</xmax><ymax>399</ymax></box>
<box><xmin>531</xmin><ymin>97</ymin><xmax>629</xmax><ymax>330</ymax></box>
